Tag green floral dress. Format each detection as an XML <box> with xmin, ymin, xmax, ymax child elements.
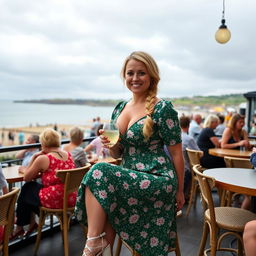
<box><xmin>75</xmin><ymin>99</ymin><xmax>181</xmax><ymax>256</ymax></box>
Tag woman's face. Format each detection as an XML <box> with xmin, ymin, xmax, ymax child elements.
<box><xmin>211</xmin><ymin>120</ymin><xmax>219</xmax><ymax>129</ymax></box>
<box><xmin>235</xmin><ymin>118</ymin><xmax>245</xmax><ymax>130</ymax></box>
<box><xmin>124</xmin><ymin>59</ymin><xmax>151</xmax><ymax>95</ymax></box>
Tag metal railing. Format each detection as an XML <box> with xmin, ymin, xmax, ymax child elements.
<box><xmin>0</xmin><ymin>137</ymin><xmax>95</xmax><ymax>165</ymax></box>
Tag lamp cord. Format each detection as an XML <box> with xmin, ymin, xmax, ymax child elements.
<box><xmin>222</xmin><ymin>0</ymin><xmax>225</xmax><ymax>19</ymax></box>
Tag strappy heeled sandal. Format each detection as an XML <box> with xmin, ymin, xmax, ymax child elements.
<box><xmin>82</xmin><ymin>232</ymin><xmax>112</xmax><ymax>256</ymax></box>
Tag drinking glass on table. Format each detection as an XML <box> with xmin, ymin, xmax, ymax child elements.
<box><xmin>102</xmin><ymin>121</ymin><xmax>119</xmax><ymax>148</ymax></box>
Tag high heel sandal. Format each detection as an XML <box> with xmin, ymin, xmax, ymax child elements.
<box><xmin>24</xmin><ymin>222</ymin><xmax>38</xmax><ymax>237</ymax></box>
<box><xmin>82</xmin><ymin>232</ymin><xmax>112</xmax><ymax>256</ymax></box>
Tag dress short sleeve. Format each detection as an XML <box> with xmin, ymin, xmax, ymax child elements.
<box><xmin>156</xmin><ymin>100</ymin><xmax>181</xmax><ymax>146</ymax></box>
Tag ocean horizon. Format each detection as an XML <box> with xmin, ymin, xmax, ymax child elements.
<box><xmin>1</xmin><ymin>100</ymin><xmax>114</xmax><ymax>128</ymax></box>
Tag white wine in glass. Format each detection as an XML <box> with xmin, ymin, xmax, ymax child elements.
<box><xmin>103</xmin><ymin>121</ymin><xmax>119</xmax><ymax>147</ymax></box>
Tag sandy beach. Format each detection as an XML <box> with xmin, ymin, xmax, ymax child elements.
<box><xmin>0</xmin><ymin>124</ymin><xmax>91</xmax><ymax>147</ymax></box>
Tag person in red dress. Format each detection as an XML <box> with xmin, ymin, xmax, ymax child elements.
<box><xmin>11</xmin><ymin>128</ymin><xmax>76</xmax><ymax>240</ymax></box>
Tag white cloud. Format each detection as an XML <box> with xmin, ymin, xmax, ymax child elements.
<box><xmin>0</xmin><ymin>0</ymin><xmax>255</xmax><ymax>100</ymax></box>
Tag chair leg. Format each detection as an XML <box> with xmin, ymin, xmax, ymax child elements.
<box><xmin>63</xmin><ymin>215</ymin><xmax>69</xmax><ymax>256</ymax></box>
<box><xmin>114</xmin><ymin>236</ymin><xmax>122</xmax><ymax>256</ymax></box>
<box><xmin>209</xmin><ymin>225</ymin><xmax>217</xmax><ymax>256</ymax></box>
<box><xmin>186</xmin><ymin>180</ymin><xmax>196</xmax><ymax>216</ymax></box>
<box><xmin>34</xmin><ymin>210</ymin><xmax>46</xmax><ymax>255</ymax></box>
<box><xmin>175</xmin><ymin>235</ymin><xmax>181</xmax><ymax>256</ymax></box>
<box><xmin>198</xmin><ymin>221</ymin><xmax>208</xmax><ymax>256</ymax></box>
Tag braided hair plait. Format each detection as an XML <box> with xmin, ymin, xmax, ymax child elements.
<box><xmin>143</xmin><ymin>85</ymin><xmax>158</xmax><ymax>141</ymax></box>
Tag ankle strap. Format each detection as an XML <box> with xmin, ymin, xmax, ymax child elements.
<box><xmin>87</xmin><ymin>232</ymin><xmax>106</xmax><ymax>241</ymax></box>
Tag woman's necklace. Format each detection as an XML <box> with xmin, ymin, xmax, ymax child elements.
<box><xmin>49</xmin><ymin>150</ymin><xmax>63</xmax><ymax>158</ymax></box>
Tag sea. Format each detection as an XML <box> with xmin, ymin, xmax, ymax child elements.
<box><xmin>0</xmin><ymin>100</ymin><xmax>114</xmax><ymax>128</ymax></box>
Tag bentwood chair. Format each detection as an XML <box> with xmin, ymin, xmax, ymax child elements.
<box><xmin>224</xmin><ymin>156</ymin><xmax>254</xmax><ymax>206</ymax></box>
<box><xmin>193</xmin><ymin>164</ymin><xmax>256</xmax><ymax>256</ymax></box>
<box><xmin>34</xmin><ymin>164</ymin><xmax>91</xmax><ymax>256</ymax></box>
<box><xmin>185</xmin><ymin>148</ymin><xmax>205</xmax><ymax>216</ymax></box>
<box><xmin>0</xmin><ymin>187</ymin><xmax>20</xmax><ymax>256</ymax></box>
<box><xmin>114</xmin><ymin>210</ymin><xmax>183</xmax><ymax>256</ymax></box>
<box><xmin>224</xmin><ymin>156</ymin><xmax>253</xmax><ymax>169</ymax></box>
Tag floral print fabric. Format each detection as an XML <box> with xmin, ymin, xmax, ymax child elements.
<box><xmin>75</xmin><ymin>100</ymin><xmax>181</xmax><ymax>256</ymax></box>
<box><xmin>39</xmin><ymin>153</ymin><xmax>76</xmax><ymax>209</ymax></box>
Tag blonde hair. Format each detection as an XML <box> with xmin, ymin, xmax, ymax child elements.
<box><xmin>203</xmin><ymin>114</ymin><xmax>219</xmax><ymax>128</ymax></box>
<box><xmin>69</xmin><ymin>126</ymin><xmax>84</xmax><ymax>145</ymax></box>
<box><xmin>121</xmin><ymin>51</ymin><xmax>160</xmax><ymax>140</ymax></box>
<box><xmin>40</xmin><ymin>128</ymin><xmax>61</xmax><ymax>148</ymax></box>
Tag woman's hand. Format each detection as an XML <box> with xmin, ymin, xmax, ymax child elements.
<box><xmin>176</xmin><ymin>191</ymin><xmax>185</xmax><ymax>211</ymax></box>
<box><xmin>99</xmin><ymin>129</ymin><xmax>111</xmax><ymax>149</ymax></box>
<box><xmin>239</xmin><ymin>140</ymin><xmax>250</xmax><ymax>148</ymax></box>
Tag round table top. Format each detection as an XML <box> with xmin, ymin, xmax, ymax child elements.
<box><xmin>209</xmin><ymin>148</ymin><xmax>252</xmax><ymax>158</ymax></box>
<box><xmin>204</xmin><ymin>167</ymin><xmax>256</xmax><ymax>196</ymax></box>
<box><xmin>2</xmin><ymin>165</ymin><xmax>24</xmax><ymax>183</ymax></box>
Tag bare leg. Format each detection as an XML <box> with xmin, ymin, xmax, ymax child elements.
<box><xmin>84</xmin><ymin>186</ymin><xmax>110</xmax><ymax>254</ymax></box>
<box><xmin>243</xmin><ymin>220</ymin><xmax>256</xmax><ymax>256</ymax></box>
<box><xmin>241</xmin><ymin>195</ymin><xmax>251</xmax><ymax>209</ymax></box>
<box><xmin>86</xmin><ymin>186</ymin><xmax>107</xmax><ymax>237</ymax></box>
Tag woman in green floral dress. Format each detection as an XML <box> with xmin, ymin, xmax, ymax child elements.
<box><xmin>75</xmin><ymin>51</ymin><xmax>185</xmax><ymax>256</ymax></box>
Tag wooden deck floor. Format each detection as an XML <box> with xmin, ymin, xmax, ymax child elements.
<box><xmin>9</xmin><ymin>194</ymin><xmax>234</xmax><ymax>256</ymax></box>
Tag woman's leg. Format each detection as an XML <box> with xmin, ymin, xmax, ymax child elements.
<box><xmin>86</xmin><ymin>186</ymin><xmax>107</xmax><ymax>237</ymax></box>
<box><xmin>243</xmin><ymin>220</ymin><xmax>256</xmax><ymax>256</ymax></box>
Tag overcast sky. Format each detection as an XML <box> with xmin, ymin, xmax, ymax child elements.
<box><xmin>0</xmin><ymin>0</ymin><xmax>255</xmax><ymax>100</ymax></box>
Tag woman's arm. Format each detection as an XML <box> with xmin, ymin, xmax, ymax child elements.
<box><xmin>167</xmin><ymin>143</ymin><xmax>185</xmax><ymax>210</ymax></box>
<box><xmin>84</xmin><ymin>144</ymin><xmax>94</xmax><ymax>153</ymax></box>
<box><xmin>210</xmin><ymin>136</ymin><xmax>220</xmax><ymax>148</ymax></box>
<box><xmin>23</xmin><ymin>154</ymin><xmax>49</xmax><ymax>182</ymax></box>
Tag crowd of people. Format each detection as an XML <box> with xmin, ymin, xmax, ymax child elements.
<box><xmin>0</xmin><ymin>51</ymin><xmax>256</xmax><ymax>256</ymax></box>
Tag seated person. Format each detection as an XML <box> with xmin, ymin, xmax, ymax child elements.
<box><xmin>188</xmin><ymin>113</ymin><xmax>202</xmax><ymax>142</ymax></box>
<box><xmin>221</xmin><ymin>113</ymin><xmax>251</xmax><ymax>150</ymax></box>
<box><xmin>243</xmin><ymin>220</ymin><xmax>256</xmax><ymax>256</ymax></box>
<box><xmin>63</xmin><ymin>126</ymin><xmax>87</xmax><ymax>168</ymax></box>
<box><xmin>84</xmin><ymin>124</ymin><xmax>108</xmax><ymax>158</ymax></box>
<box><xmin>15</xmin><ymin>134</ymin><xmax>40</xmax><ymax>166</ymax></box>
<box><xmin>0</xmin><ymin>164</ymin><xmax>8</xmax><ymax>244</ymax></box>
<box><xmin>214</xmin><ymin>113</ymin><xmax>225</xmax><ymax>136</ymax></box>
<box><xmin>11</xmin><ymin>128</ymin><xmax>76</xmax><ymax>240</ymax></box>
<box><xmin>197</xmin><ymin>114</ymin><xmax>225</xmax><ymax>169</ymax></box>
<box><xmin>179</xmin><ymin>115</ymin><xmax>200</xmax><ymax>200</ymax></box>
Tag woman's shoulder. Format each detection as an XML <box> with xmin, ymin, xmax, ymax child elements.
<box><xmin>154</xmin><ymin>99</ymin><xmax>177</xmax><ymax>116</ymax></box>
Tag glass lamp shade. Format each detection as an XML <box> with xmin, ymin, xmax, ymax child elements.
<box><xmin>215</xmin><ymin>27</ymin><xmax>231</xmax><ymax>44</ymax></box>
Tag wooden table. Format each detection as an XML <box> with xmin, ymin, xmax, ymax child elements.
<box><xmin>204</xmin><ymin>168</ymin><xmax>256</xmax><ymax>197</ymax></box>
<box><xmin>209</xmin><ymin>148</ymin><xmax>251</xmax><ymax>159</ymax></box>
<box><xmin>2</xmin><ymin>165</ymin><xmax>24</xmax><ymax>190</ymax></box>
<box><xmin>2</xmin><ymin>165</ymin><xmax>24</xmax><ymax>184</ymax></box>
<box><xmin>88</xmin><ymin>156</ymin><xmax>121</xmax><ymax>165</ymax></box>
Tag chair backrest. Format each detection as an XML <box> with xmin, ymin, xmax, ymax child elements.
<box><xmin>224</xmin><ymin>156</ymin><xmax>253</xmax><ymax>169</ymax></box>
<box><xmin>186</xmin><ymin>148</ymin><xmax>203</xmax><ymax>168</ymax></box>
<box><xmin>0</xmin><ymin>187</ymin><xmax>20</xmax><ymax>254</ymax></box>
<box><xmin>193</xmin><ymin>164</ymin><xmax>216</xmax><ymax>219</ymax></box>
<box><xmin>56</xmin><ymin>164</ymin><xmax>91</xmax><ymax>210</ymax></box>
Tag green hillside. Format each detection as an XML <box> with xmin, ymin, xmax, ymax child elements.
<box><xmin>167</xmin><ymin>94</ymin><xmax>245</xmax><ymax>107</ymax></box>
<box><xmin>15</xmin><ymin>94</ymin><xmax>246</xmax><ymax>107</ymax></box>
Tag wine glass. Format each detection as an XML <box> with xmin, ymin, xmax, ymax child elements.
<box><xmin>103</xmin><ymin>121</ymin><xmax>119</xmax><ymax>147</ymax></box>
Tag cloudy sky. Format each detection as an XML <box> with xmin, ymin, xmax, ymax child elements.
<box><xmin>0</xmin><ymin>0</ymin><xmax>255</xmax><ymax>100</ymax></box>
